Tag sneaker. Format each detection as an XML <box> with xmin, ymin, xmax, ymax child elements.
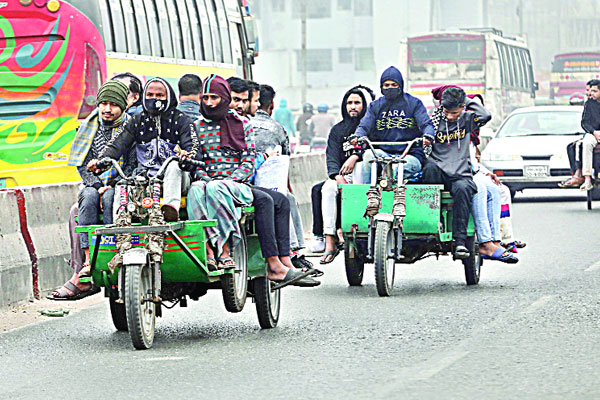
<box><xmin>454</xmin><ymin>245</ymin><xmax>470</xmax><ymax>260</ymax></box>
<box><xmin>310</xmin><ymin>236</ymin><xmax>325</xmax><ymax>253</ymax></box>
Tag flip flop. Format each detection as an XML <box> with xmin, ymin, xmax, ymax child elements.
<box><xmin>47</xmin><ymin>281</ymin><xmax>100</xmax><ymax>301</ymax></box>
<box><xmin>480</xmin><ymin>247</ymin><xmax>519</xmax><ymax>264</ymax></box>
<box><xmin>218</xmin><ymin>256</ymin><xmax>236</xmax><ymax>270</ymax></box>
<box><xmin>320</xmin><ymin>248</ymin><xmax>340</xmax><ymax>264</ymax></box>
<box><xmin>336</xmin><ymin>241</ymin><xmax>345</xmax><ymax>250</ymax></box>
<box><xmin>271</xmin><ymin>268</ymin><xmax>320</xmax><ymax>290</ymax></box>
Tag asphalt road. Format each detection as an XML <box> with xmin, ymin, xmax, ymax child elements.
<box><xmin>1</xmin><ymin>189</ymin><xmax>599</xmax><ymax>400</ymax></box>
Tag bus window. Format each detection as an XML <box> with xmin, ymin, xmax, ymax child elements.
<box><xmin>497</xmin><ymin>43</ymin><xmax>510</xmax><ymax>87</ymax></box>
<box><xmin>78</xmin><ymin>44</ymin><xmax>103</xmax><ymax>119</ymax></box>
<box><xmin>214</xmin><ymin>0</ymin><xmax>233</xmax><ymax>64</ymax></box>
<box><xmin>132</xmin><ymin>0</ymin><xmax>152</xmax><ymax>56</ymax></box>
<box><xmin>203</xmin><ymin>0</ymin><xmax>223</xmax><ymax>62</ymax></box>
<box><xmin>107</xmin><ymin>0</ymin><xmax>128</xmax><ymax>53</ymax></box>
<box><xmin>143</xmin><ymin>0</ymin><xmax>163</xmax><ymax>57</ymax></box>
<box><xmin>175</xmin><ymin>0</ymin><xmax>195</xmax><ymax>59</ymax></box>
<box><xmin>185</xmin><ymin>1</ymin><xmax>205</xmax><ymax>60</ymax></box>
<box><xmin>98</xmin><ymin>0</ymin><xmax>115</xmax><ymax>52</ymax></box>
<box><xmin>230</xmin><ymin>22</ymin><xmax>245</xmax><ymax>77</ymax></box>
<box><xmin>165</xmin><ymin>0</ymin><xmax>184</xmax><ymax>59</ymax></box>
<box><xmin>154</xmin><ymin>0</ymin><xmax>174</xmax><ymax>58</ymax></box>
<box><xmin>120</xmin><ymin>0</ymin><xmax>140</xmax><ymax>55</ymax></box>
<box><xmin>193</xmin><ymin>0</ymin><xmax>214</xmax><ymax>61</ymax></box>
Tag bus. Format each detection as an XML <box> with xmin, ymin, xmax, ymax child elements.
<box><xmin>550</xmin><ymin>52</ymin><xmax>600</xmax><ymax>105</ymax></box>
<box><xmin>399</xmin><ymin>28</ymin><xmax>537</xmax><ymax>130</ymax></box>
<box><xmin>0</xmin><ymin>0</ymin><xmax>257</xmax><ymax>188</ymax></box>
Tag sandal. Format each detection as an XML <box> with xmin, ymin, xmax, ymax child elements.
<box><xmin>580</xmin><ymin>181</ymin><xmax>594</xmax><ymax>191</ymax></box>
<box><xmin>454</xmin><ymin>245</ymin><xmax>470</xmax><ymax>260</ymax></box>
<box><xmin>320</xmin><ymin>248</ymin><xmax>340</xmax><ymax>264</ymax></box>
<box><xmin>480</xmin><ymin>247</ymin><xmax>519</xmax><ymax>264</ymax></box>
<box><xmin>218</xmin><ymin>256</ymin><xmax>236</xmax><ymax>270</ymax></box>
<box><xmin>271</xmin><ymin>268</ymin><xmax>320</xmax><ymax>290</ymax></box>
<box><xmin>78</xmin><ymin>262</ymin><xmax>92</xmax><ymax>283</ymax></box>
<box><xmin>206</xmin><ymin>257</ymin><xmax>218</xmax><ymax>271</ymax></box>
<box><xmin>47</xmin><ymin>281</ymin><xmax>100</xmax><ymax>301</ymax></box>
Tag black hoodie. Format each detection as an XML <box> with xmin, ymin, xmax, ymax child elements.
<box><xmin>325</xmin><ymin>86</ymin><xmax>372</xmax><ymax>179</ymax></box>
<box><xmin>101</xmin><ymin>77</ymin><xmax>199</xmax><ymax>176</ymax></box>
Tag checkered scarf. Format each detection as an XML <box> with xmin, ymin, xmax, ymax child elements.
<box><xmin>68</xmin><ymin>112</ymin><xmax>130</xmax><ymax>185</ymax></box>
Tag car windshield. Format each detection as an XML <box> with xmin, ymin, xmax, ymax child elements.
<box><xmin>496</xmin><ymin>111</ymin><xmax>583</xmax><ymax>138</ymax></box>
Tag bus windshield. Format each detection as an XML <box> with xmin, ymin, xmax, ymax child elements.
<box><xmin>552</xmin><ymin>55</ymin><xmax>600</xmax><ymax>73</ymax></box>
<box><xmin>409</xmin><ymin>39</ymin><xmax>484</xmax><ymax>63</ymax></box>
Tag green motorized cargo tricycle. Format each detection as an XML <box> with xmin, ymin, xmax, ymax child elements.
<box><xmin>340</xmin><ymin>137</ymin><xmax>481</xmax><ymax>296</ymax></box>
<box><xmin>77</xmin><ymin>157</ymin><xmax>280</xmax><ymax>349</ymax></box>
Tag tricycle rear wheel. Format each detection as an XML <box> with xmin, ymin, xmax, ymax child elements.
<box><xmin>221</xmin><ymin>234</ymin><xmax>248</xmax><ymax>313</ymax></box>
<box><xmin>344</xmin><ymin>244</ymin><xmax>364</xmax><ymax>286</ymax></box>
<box><xmin>109</xmin><ymin>292</ymin><xmax>128</xmax><ymax>332</ymax></box>
<box><xmin>124</xmin><ymin>263</ymin><xmax>155</xmax><ymax>350</ymax></box>
<box><xmin>254</xmin><ymin>276</ymin><xmax>280</xmax><ymax>329</ymax></box>
<box><xmin>462</xmin><ymin>236</ymin><xmax>482</xmax><ymax>285</ymax></box>
<box><xmin>374</xmin><ymin>221</ymin><xmax>395</xmax><ymax>296</ymax></box>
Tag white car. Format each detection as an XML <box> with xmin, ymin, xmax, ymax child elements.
<box><xmin>481</xmin><ymin>105</ymin><xmax>584</xmax><ymax>197</ymax></box>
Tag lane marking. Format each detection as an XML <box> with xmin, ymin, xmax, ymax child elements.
<box><xmin>145</xmin><ymin>356</ymin><xmax>187</xmax><ymax>361</ymax></box>
<box><xmin>393</xmin><ymin>350</ymin><xmax>470</xmax><ymax>383</ymax></box>
<box><xmin>521</xmin><ymin>295</ymin><xmax>556</xmax><ymax>314</ymax></box>
<box><xmin>585</xmin><ymin>260</ymin><xmax>600</xmax><ymax>272</ymax></box>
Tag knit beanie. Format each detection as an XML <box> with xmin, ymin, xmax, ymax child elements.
<box><xmin>96</xmin><ymin>80</ymin><xmax>129</xmax><ymax>111</ymax></box>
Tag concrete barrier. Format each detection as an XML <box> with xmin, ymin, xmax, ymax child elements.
<box><xmin>0</xmin><ymin>190</ymin><xmax>33</xmax><ymax>308</ymax></box>
<box><xmin>20</xmin><ymin>183</ymin><xmax>79</xmax><ymax>297</ymax></box>
<box><xmin>289</xmin><ymin>153</ymin><xmax>328</xmax><ymax>232</ymax></box>
<box><xmin>0</xmin><ymin>154</ymin><xmax>327</xmax><ymax>308</ymax></box>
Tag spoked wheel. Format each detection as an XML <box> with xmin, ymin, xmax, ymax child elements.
<box><xmin>374</xmin><ymin>221</ymin><xmax>395</xmax><ymax>296</ymax></box>
<box><xmin>463</xmin><ymin>236</ymin><xmax>482</xmax><ymax>285</ymax></box>
<box><xmin>344</xmin><ymin>244</ymin><xmax>364</xmax><ymax>286</ymax></box>
<box><xmin>221</xmin><ymin>234</ymin><xmax>248</xmax><ymax>313</ymax></box>
<box><xmin>109</xmin><ymin>292</ymin><xmax>128</xmax><ymax>332</ymax></box>
<box><xmin>254</xmin><ymin>276</ymin><xmax>281</xmax><ymax>329</ymax></box>
<box><xmin>124</xmin><ymin>264</ymin><xmax>155</xmax><ymax>350</ymax></box>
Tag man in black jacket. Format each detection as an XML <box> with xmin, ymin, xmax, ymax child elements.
<box><xmin>577</xmin><ymin>79</ymin><xmax>600</xmax><ymax>191</ymax></box>
<box><xmin>87</xmin><ymin>77</ymin><xmax>199</xmax><ymax>221</ymax></box>
<box><xmin>313</xmin><ymin>85</ymin><xmax>374</xmax><ymax>263</ymax></box>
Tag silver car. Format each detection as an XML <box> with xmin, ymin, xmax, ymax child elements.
<box><xmin>481</xmin><ymin>105</ymin><xmax>584</xmax><ymax>197</ymax></box>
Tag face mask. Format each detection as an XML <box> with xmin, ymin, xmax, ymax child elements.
<box><xmin>144</xmin><ymin>98</ymin><xmax>165</xmax><ymax>116</ymax></box>
<box><xmin>382</xmin><ymin>87</ymin><xmax>401</xmax><ymax>101</ymax></box>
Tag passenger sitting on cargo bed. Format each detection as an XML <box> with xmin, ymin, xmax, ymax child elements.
<box><xmin>422</xmin><ymin>87</ymin><xmax>492</xmax><ymax>260</ymax></box>
<box><xmin>48</xmin><ymin>81</ymin><xmax>136</xmax><ymax>301</ymax></box>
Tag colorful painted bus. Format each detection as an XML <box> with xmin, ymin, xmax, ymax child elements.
<box><xmin>550</xmin><ymin>52</ymin><xmax>600</xmax><ymax>105</ymax></box>
<box><xmin>0</xmin><ymin>0</ymin><xmax>257</xmax><ymax>188</ymax></box>
<box><xmin>399</xmin><ymin>29</ymin><xmax>537</xmax><ymax>129</ymax></box>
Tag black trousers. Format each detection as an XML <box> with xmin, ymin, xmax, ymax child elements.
<box><xmin>422</xmin><ymin>162</ymin><xmax>476</xmax><ymax>247</ymax></box>
<box><xmin>311</xmin><ymin>181</ymin><xmax>325</xmax><ymax>236</ymax></box>
<box><xmin>251</xmin><ymin>186</ymin><xmax>290</xmax><ymax>258</ymax></box>
<box><xmin>567</xmin><ymin>141</ymin><xmax>582</xmax><ymax>174</ymax></box>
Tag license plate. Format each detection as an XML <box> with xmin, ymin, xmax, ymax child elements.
<box><xmin>524</xmin><ymin>165</ymin><xmax>549</xmax><ymax>178</ymax></box>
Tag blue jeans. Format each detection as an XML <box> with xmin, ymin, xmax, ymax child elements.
<box><xmin>78</xmin><ymin>186</ymin><xmax>114</xmax><ymax>249</ymax></box>
<box><xmin>361</xmin><ymin>150</ymin><xmax>421</xmax><ymax>184</ymax></box>
<box><xmin>472</xmin><ymin>173</ymin><xmax>501</xmax><ymax>244</ymax></box>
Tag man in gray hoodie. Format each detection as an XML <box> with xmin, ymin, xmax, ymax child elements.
<box><xmin>422</xmin><ymin>87</ymin><xmax>491</xmax><ymax>259</ymax></box>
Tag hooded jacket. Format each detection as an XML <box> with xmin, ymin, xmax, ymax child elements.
<box><xmin>426</xmin><ymin>97</ymin><xmax>492</xmax><ymax>178</ymax></box>
<box><xmin>326</xmin><ymin>86</ymin><xmax>371</xmax><ymax>179</ymax></box>
<box><xmin>273</xmin><ymin>98</ymin><xmax>295</xmax><ymax>136</ymax></box>
<box><xmin>355</xmin><ymin>66</ymin><xmax>434</xmax><ymax>162</ymax></box>
<box><xmin>101</xmin><ymin>78</ymin><xmax>199</xmax><ymax>176</ymax></box>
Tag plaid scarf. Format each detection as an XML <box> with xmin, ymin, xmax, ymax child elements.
<box><xmin>68</xmin><ymin>111</ymin><xmax>130</xmax><ymax>185</ymax></box>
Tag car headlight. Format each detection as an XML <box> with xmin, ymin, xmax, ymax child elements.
<box><xmin>481</xmin><ymin>153</ymin><xmax>522</xmax><ymax>161</ymax></box>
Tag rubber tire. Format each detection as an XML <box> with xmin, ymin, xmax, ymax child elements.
<box><xmin>125</xmin><ymin>264</ymin><xmax>155</xmax><ymax>350</ymax></box>
<box><xmin>254</xmin><ymin>276</ymin><xmax>280</xmax><ymax>329</ymax></box>
<box><xmin>462</xmin><ymin>236</ymin><xmax>482</xmax><ymax>285</ymax></box>
<box><xmin>344</xmin><ymin>244</ymin><xmax>364</xmax><ymax>286</ymax></box>
<box><xmin>109</xmin><ymin>293</ymin><xmax>128</xmax><ymax>332</ymax></box>
<box><xmin>374</xmin><ymin>221</ymin><xmax>395</xmax><ymax>297</ymax></box>
<box><xmin>587</xmin><ymin>190</ymin><xmax>593</xmax><ymax>210</ymax></box>
<box><xmin>221</xmin><ymin>233</ymin><xmax>248</xmax><ymax>313</ymax></box>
